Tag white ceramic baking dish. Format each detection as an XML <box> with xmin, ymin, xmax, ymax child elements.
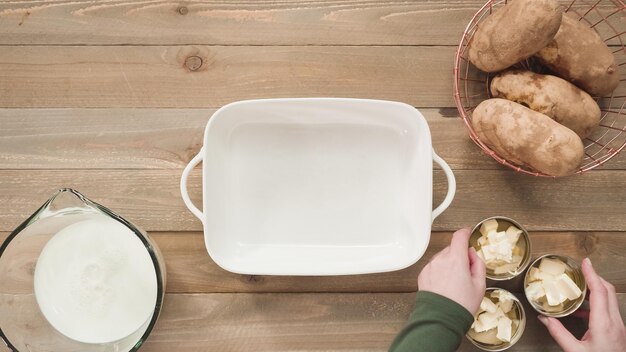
<box><xmin>181</xmin><ymin>98</ymin><xmax>455</xmax><ymax>275</ymax></box>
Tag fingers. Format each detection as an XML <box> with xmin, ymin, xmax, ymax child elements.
<box><xmin>538</xmin><ymin>316</ymin><xmax>581</xmax><ymax>352</ymax></box>
<box><xmin>450</xmin><ymin>228</ymin><xmax>472</xmax><ymax>260</ymax></box>
<box><xmin>581</xmin><ymin>258</ymin><xmax>610</xmax><ymax>321</ymax></box>
<box><xmin>468</xmin><ymin>247</ymin><xmax>487</xmax><ymax>284</ymax></box>
<box><xmin>429</xmin><ymin>246</ymin><xmax>449</xmax><ymax>263</ymax></box>
<box><xmin>600</xmin><ymin>277</ymin><xmax>621</xmax><ymax>323</ymax></box>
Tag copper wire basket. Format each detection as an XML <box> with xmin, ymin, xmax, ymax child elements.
<box><xmin>454</xmin><ymin>0</ymin><xmax>626</xmax><ymax>176</ymax></box>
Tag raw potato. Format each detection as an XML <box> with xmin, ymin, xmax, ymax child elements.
<box><xmin>490</xmin><ymin>70</ymin><xmax>601</xmax><ymax>139</ymax></box>
<box><xmin>468</xmin><ymin>0</ymin><xmax>562</xmax><ymax>72</ymax></box>
<box><xmin>472</xmin><ymin>99</ymin><xmax>584</xmax><ymax>176</ymax></box>
<box><xmin>536</xmin><ymin>13</ymin><xmax>619</xmax><ymax>96</ymax></box>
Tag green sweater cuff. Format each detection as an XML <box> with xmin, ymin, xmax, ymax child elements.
<box><xmin>409</xmin><ymin>291</ymin><xmax>474</xmax><ymax>332</ymax></box>
<box><xmin>389</xmin><ymin>291</ymin><xmax>474</xmax><ymax>352</ymax></box>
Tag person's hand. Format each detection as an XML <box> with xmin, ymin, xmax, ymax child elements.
<box><xmin>418</xmin><ymin>228</ymin><xmax>487</xmax><ymax>314</ymax></box>
<box><xmin>538</xmin><ymin>258</ymin><xmax>626</xmax><ymax>352</ymax></box>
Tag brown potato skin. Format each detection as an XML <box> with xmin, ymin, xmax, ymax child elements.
<box><xmin>535</xmin><ymin>13</ymin><xmax>619</xmax><ymax>96</ymax></box>
<box><xmin>468</xmin><ymin>0</ymin><xmax>562</xmax><ymax>72</ymax></box>
<box><xmin>472</xmin><ymin>99</ymin><xmax>583</xmax><ymax>176</ymax></box>
<box><xmin>490</xmin><ymin>70</ymin><xmax>600</xmax><ymax>139</ymax></box>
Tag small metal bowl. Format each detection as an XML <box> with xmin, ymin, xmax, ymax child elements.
<box><xmin>466</xmin><ymin>288</ymin><xmax>526</xmax><ymax>351</ymax></box>
<box><xmin>524</xmin><ymin>254</ymin><xmax>587</xmax><ymax>317</ymax></box>
<box><xmin>470</xmin><ymin>216</ymin><xmax>532</xmax><ymax>281</ymax></box>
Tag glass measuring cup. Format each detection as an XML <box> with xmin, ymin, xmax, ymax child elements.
<box><xmin>0</xmin><ymin>189</ymin><xmax>166</xmax><ymax>351</ymax></box>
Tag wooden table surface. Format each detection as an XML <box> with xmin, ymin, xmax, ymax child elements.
<box><xmin>1</xmin><ymin>1</ymin><xmax>625</xmax><ymax>351</ymax></box>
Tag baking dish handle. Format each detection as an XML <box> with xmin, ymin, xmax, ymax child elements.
<box><xmin>432</xmin><ymin>151</ymin><xmax>456</xmax><ymax>222</ymax></box>
<box><xmin>180</xmin><ymin>148</ymin><xmax>205</xmax><ymax>224</ymax></box>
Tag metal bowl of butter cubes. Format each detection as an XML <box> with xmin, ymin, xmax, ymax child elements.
<box><xmin>470</xmin><ymin>217</ymin><xmax>532</xmax><ymax>281</ymax></box>
<box><xmin>524</xmin><ymin>254</ymin><xmax>587</xmax><ymax>317</ymax></box>
<box><xmin>467</xmin><ymin>288</ymin><xmax>526</xmax><ymax>351</ymax></box>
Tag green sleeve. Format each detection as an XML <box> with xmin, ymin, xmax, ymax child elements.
<box><xmin>388</xmin><ymin>291</ymin><xmax>474</xmax><ymax>352</ymax></box>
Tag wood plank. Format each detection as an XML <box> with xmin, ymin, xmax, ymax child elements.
<box><xmin>1</xmin><ymin>108</ymin><xmax>625</xmax><ymax>170</ymax></box>
<box><xmin>0</xmin><ymin>0</ymin><xmax>479</xmax><ymax>46</ymax></box>
<box><xmin>146</xmin><ymin>293</ymin><xmax>626</xmax><ymax>351</ymax></box>
<box><xmin>156</xmin><ymin>231</ymin><xmax>626</xmax><ymax>294</ymax></box>
<box><xmin>0</xmin><ymin>108</ymin><xmax>211</xmax><ymax>169</ymax></box>
<box><xmin>433</xmin><ymin>169</ymin><xmax>626</xmax><ymax>232</ymax></box>
<box><xmin>2</xmin><ymin>292</ymin><xmax>624</xmax><ymax>351</ymax></box>
<box><xmin>146</xmin><ymin>292</ymin><xmax>412</xmax><ymax>352</ymax></box>
<box><xmin>2</xmin><ymin>45</ymin><xmax>624</xmax><ymax>109</ymax></box>
<box><xmin>0</xmin><ymin>108</ymin><xmax>505</xmax><ymax>170</ymax></box>
<box><xmin>0</xmin><ymin>170</ymin><xmax>626</xmax><ymax>232</ymax></box>
<box><xmin>0</xmin><ymin>1</ymin><xmax>622</xmax><ymax>45</ymax></box>
<box><xmin>0</xmin><ymin>45</ymin><xmax>456</xmax><ymax>108</ymax></box>
<box><xmin>1</xmin><ymin>230</ymin><xmax>624</xmax><ymax>294</ymax></box>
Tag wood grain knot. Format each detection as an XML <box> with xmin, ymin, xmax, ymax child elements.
<box><xmin>438</xmin><ymin>108</ymin><xmax>460</xmax><ymax>118</ymax></box>
<box><xmin>177</xmin><ymin>6</ymin><xmax>188</xmax><ymax>15</ymax></box>
<box><xmin>246</xmin><ymin>275</ymin><xmax>263</xmax><ymax>284</ymax></box>
<box><xmin>185</xmin><ymin>56</ymin><xmax>203</xmax><ymax>71</ymax></box>
<box><xmin>18</xmin><ymin>11</ymin><xmax>30</xmax><ymax>26</ymax></box>
<box><xmin>579</xmin><ymin>233</ymin><xmax>597</xmax><ymax>255</ymax></box>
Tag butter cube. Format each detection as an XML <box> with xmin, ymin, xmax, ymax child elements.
<box><xmin>488</xmin><ymin>231</ymin><xmax>506</xmax><ymax>244</ymax></box>
<box><xmin>535</xmin><ymin>270</ymin><xmax>556</xmax><ymax>283</ymax></box>
<box><xmin>471</xmin><ymin>318</ymin><xmax>487</xmax><ymax>333</ymax></box>
<box><xmin>495</xmin><ymin>307</ymin><xmax>506</xmax><ymax>320</ymax></box>
<box><xmin>494</xmin><ymin>262</ymin><xmax>518</xmax><ymax>275</ymax></box>
<box><xmin>473</xmin><ymin>291</ymin><xmax>519</xmax><ymax>343</ymax></box>
<box><xmin>480</xmin><ymin>219</ymin><xmax>499</xmax><ymax>236</ymax></box>
<box><xmin>477</xmin><ymin>311</ymin><xmax>499</xmax><ymax>331</ymax></box>
<box><xmin>505</xmin><ymin>226</ymin><xmax>523</xmax><ymax>244</ymax></box>
<box><xmin>500</xmin><ymin>300</ymin><xmax>514</xmax><ymax>314</ymax></box>
<box><xmin>480</xmin><ymin>297</ymin><xmax>497</xmax><ymax>313</ymax></box>
<box><xmin>495</xmin><ymin>241</ymin><xmax>514</xmax><ymax>262</ymax></box>
<box><xmin>490</xmin><ymin>289</ymin><xmax>511</xmax><ymax>300</ymax></box>
<box><xmin>479</xmin><ymin>224</ymin><xmax>520</xmax><ymax>269</ymax></box>
<box><xmin>555</xmin><ymin>273</ymin><xmax>582</xmax><ymax>301</ymax></box>
<box><xmin>528</xmin><ymin>267</ymin><xmax>541</xmax><ymax>282</ymax></box>
<box><xmin>481</xmin><ymin>245</ymin><xmax>497</xmax><ymax>262</ymax></box>
<box><xmin>539</xmin><ymin>258</ymin><xmax>567</xmax><ymax>276</ymax></box>
<box><xmin>495</xmin><ymin>291</ymin><xmax>515</xmax><ymax>313</ymax></box>
<box><xmin>525</xmin><ymin>281</ymin><xmax>546</xmax><ymax>300</ymax></box>
<box><xmin>496</xmin><ymin>316</ymin><xmax>512</xmax><ymax>342</ymax></box>
<box><xmin>544</xmin><ymin>280</ymin><xmax>566</xmax><ymax>306</ymax></box>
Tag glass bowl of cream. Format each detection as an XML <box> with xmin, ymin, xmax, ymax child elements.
<box><xmin>0</xmin><ymin>188</ymin><xmax>166</xmax><ymax>351</ymax></box>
